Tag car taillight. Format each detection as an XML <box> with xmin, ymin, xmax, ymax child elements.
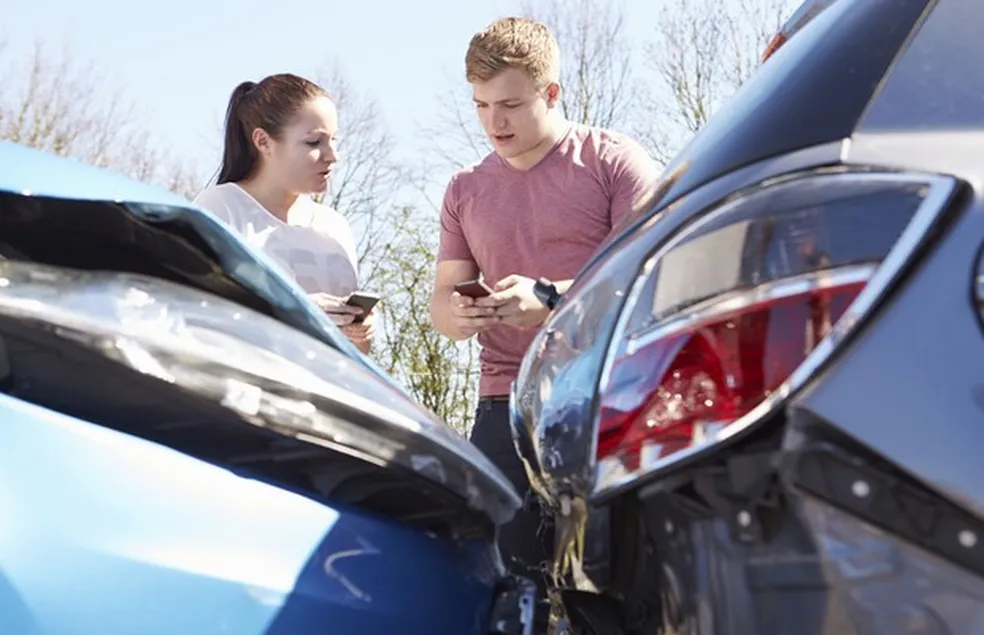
<box><xmin>761</xmin><ymin>32</ymin><xmax>787</xmax><ymax>62</ymax></box>
<box><xmin>596</xmin><ymin>273</ymin><xmax>868</xmax><ymax>469</ymax></box>
<box><xmin>761</xmin><ymin>0</ymin><xmax>840</xmax><ymax>63</ymax></box>
<box><xmin>593</xmin><ymin>171</ymin><xmax>955</xmax><ymax>494</ymax></box>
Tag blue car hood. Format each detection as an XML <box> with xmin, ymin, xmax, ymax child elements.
<box><xmin>0</xmin><ymin>140</ymin><xmax>367</xmax><ymax>364</ymax></box>
<box><xmin>0</xmin><ymin>140</ymin><xmax>192</xmax><ymax>206</ymax></box>
<box><xmin>0</xmin><ymin>142</ymin><xmax>522</xmax><ymax>531</ymax></box>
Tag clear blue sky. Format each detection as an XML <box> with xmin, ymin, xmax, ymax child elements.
<box><xmin>2</xmin><ymin>0</ymin><xmax>666</xmax><ymax>183</ymax></box>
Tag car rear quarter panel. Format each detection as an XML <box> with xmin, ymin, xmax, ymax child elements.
<box><xmin>795</xmin><ymin>0</ymin><xmax>984</xmax><ymax>520</ymax></box>
<box><xmin>794</xmin><ymin>166</ymin><xmax>984</xmax><ymax>522</ymax></box>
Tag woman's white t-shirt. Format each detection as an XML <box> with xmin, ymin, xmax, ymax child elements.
<box><xmin>194</xmin><ymin>183</ymin><xmax>360</xmax><ymax>297</ymax></box>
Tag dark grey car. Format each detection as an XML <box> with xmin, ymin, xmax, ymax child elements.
<box><xmin>510</xmin><ymin>0</ymin><xmax>984</xmax><ymax>632</ymax></box>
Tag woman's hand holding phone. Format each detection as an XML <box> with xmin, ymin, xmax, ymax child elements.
<box><xmin>341</xmin><ymin>311</ymin><xmax>376</xmax><ymax>354</ymax></box>
<box><xmin>309</xmin><ymin>292</ymin><xmax>364</xmax><ymax>326</ymax></box>
<box><xmin>309</xmin><ymin>291</ymin><xmax>378</xmax><ymax>353</ymax></box>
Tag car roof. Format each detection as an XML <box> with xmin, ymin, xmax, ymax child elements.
<box><xmin>0</xmin><ymin>141</ymin><xmax>192</xmax><ymax>207</ymax></box>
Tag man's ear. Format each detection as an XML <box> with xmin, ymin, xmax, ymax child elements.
<box><xmin>545</xmin><ymin>82</ymin><xmax>561</xmax><ymax>108</ymax></box>
<box><xmin>251</xmin><ymin>127</ymin><xmax>272</xmax><ymax>157</ymax></box>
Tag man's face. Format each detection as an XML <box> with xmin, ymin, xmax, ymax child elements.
<box><xmin>472</xmin><ymin>67</ymin><xmax>558</xmax><ymax>161</ymax></box>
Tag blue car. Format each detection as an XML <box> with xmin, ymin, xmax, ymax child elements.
<box><xmin>0</xmin><ymin>141</ymin><xmax>533</xmax><ymax>635</ymax></box>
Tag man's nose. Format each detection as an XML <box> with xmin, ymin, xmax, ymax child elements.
<box><xmin>492</xmin><ymin>108</ymin><xmax>508</xmax><ymax>131</ymax></box>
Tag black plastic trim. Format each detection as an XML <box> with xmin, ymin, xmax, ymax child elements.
<box><xmin>784</xmin><ymin>410</ymin><xmax>984</xmax><ymax>578</ymax></box>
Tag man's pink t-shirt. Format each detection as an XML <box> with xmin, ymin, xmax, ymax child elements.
<box><xmin>438</xmin><ymin>122</ymin><xmax>661</xmax><ymax>397</ymax></box>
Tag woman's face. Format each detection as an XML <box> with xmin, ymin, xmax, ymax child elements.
<box><xmin>260</xmin><ymin>95</ymin><xmax>340</xmax><ymax>195</ymax></box>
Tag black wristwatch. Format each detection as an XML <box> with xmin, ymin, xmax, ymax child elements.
<box><xmin>533</xmin><ymin>277</ymin><xmax>561</xmax><ymax>311</ymax></box>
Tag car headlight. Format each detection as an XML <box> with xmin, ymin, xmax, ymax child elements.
<box><xmin>513</xmin><ymin>169</ymin><xmax>957</xmax><ymax>503</ymax></box>
<box><xmin>0</xmin><ymin>262</ymin><xmax>523</xmax><ymax>524</ymax></box>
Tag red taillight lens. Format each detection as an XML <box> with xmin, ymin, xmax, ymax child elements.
<box><xmin>592</xmin><ymin>172</ymin><xmax>951</xmax><ymax>492</ymax></box>
<box><xmin>597</xmin><ymin>277</ymin><xmax>866</xmax><ymax>470</ymax></box>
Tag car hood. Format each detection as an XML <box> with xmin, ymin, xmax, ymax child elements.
<box><xmin>0</xmin><ymin>142</ymin><xmax>522</xmax><ymax>531</ymax></box>
<box><xmin>0</xmin><ymin>261</ymin><xmax>521</xmax><ymax>531</ymax></box>
<box><xmin>0</xmin><ymin>140</ymin><xmax>370</xmax><ymax>368</ymax></box>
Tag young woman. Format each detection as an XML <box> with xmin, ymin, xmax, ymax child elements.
<box><xmin>194</xmin><ymin>73</ymin><xmax>374</xmax><ymax>353</ymax></box>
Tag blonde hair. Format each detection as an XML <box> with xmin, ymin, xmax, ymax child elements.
<box><xmin>465</xmin><ymin>17</ymin><xmax>560</xmax><ymax>87</ymax></box>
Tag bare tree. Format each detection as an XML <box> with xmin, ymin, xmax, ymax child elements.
<box><xmin>315</xmin><ymin>62</ymin><xmax>406</xmax><ymax>278</ymax></box>
<box><xmin>420</xmin><ymin>72</ymin><xmax>490</xmax><ymax>172</ymax></box>
<box><xmin>637</xmin><ymin>0</ymin><xmax>793</xmax><ymax>161</ymax></box>
<box><xmin>0</xmin><ymin>39</ymin><xmax>201</xmax><ymax>198</ymax></box>
<box><xmin>309</xmin><ymin>64</ymin><xmax>480</xmax><ymax>429</ymax></box>
<box><xmin>725</xmin><ymin>0</ymin><xmax>793</xmax><ymax>88</ymax></box>
<box><xmin>522</xmin><ymin>0</ymin><xmax>635</xmax><ymax>130</ymax></box>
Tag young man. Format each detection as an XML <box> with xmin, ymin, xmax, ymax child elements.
<box><xmin>429</xmin><ymin>15</ymin><xmax>660</xmax><ymax>597</ymax></box>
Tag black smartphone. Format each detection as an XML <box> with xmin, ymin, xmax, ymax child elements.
<box><xmin>345</xmin><ymin>291</ymin><xmax>381</xmax><ymax>322</ymax></box>
<box><xmin>454</xmin><ymin>278</ymin><xmax>494</xmax><ymax>298</ymax></box>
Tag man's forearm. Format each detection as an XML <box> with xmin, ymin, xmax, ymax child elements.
<box><xmin>429</xmin><ymin>293</ymin><xmax>471</xmax><ymax>341</ymax></box>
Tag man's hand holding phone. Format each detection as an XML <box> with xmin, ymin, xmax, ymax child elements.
<box><xmin>345</xmin><ymin>291</ymin><xmax>380</xmax><ymax>323</ymax></box>
<box><xmin>450</xmin><ymin>278</ymin><xmax>499</xmax><ymax>338</ymax></box>
<box><xmin>475</xmin><ymin>274</ymin><xmax>550</xmax><ymax>329</ymax></box>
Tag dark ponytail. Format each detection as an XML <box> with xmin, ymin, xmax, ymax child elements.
<box><xmin>217</xmin><ymin>81</ymin><xmax>258</xmax><ymax>184</ymax></box>
<box><xmin>216</xmin><ymin>74</ymin><xmax>328</xmax><ymax>185</ymax></box>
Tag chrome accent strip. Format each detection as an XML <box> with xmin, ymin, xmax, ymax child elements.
<box><xmin>627</xmin><ymin>264</ymin><xmax>878</xmax><ymax>356</ymax></box>
<box><xmin>587</xmin><ymin>256</ymin><xmax>658</xmax><ymax>466</ymax></box>
<box><xmin>839</xmin><ymin>137</ymin><xmax>852</xmax><ymax>162</ymax></box>
<box><xmin>592</xmin><ymin>172</ymin><xmax>956</xmax><ymax>498</ymax></box>
<box><xmin>509</xmin><ymin>380</ymin><xmax>522</xmax><ymax>432</ymax></box>
<box><xmin>976</xmin><ymin>251</ymin><xmax>984</xmax><ymax>312</ymax></box>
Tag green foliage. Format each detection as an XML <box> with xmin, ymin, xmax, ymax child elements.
<box><xmin>368</xmin><ymin>207</ymin><xmax>480</xmax><ymax>434</ymax></box>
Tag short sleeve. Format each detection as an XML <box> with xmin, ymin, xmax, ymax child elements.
<box><xmin>607</xmin><ymin>138</ymin><xmax>662</xmax><ymax>230</ymax></box>
<box><xmin>436</xmin><ymin>175</ymin><xmax>474</xmax><ymax>263</ymax></box>
<box><xmin>192</xmin><ymin>186</ymin><xmax>235</xmax><ymax>225</ymax></box>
